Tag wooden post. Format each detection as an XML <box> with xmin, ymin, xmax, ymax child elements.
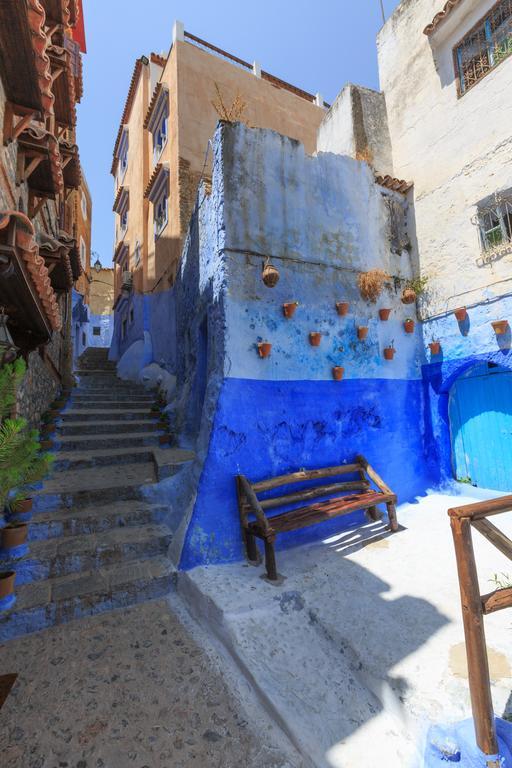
<box><xmin>386</xmin><ymin>502</ymin><xmax>399</xmax><ymax>532</ymax></box>
<box><xmin>264</xmin><ymin>538</ymin><xmax>278</xmax><ymax>581</ymax></box>
<box><xmin>450</xmin><ymin>516</ymin><xmax>498</xmax><ymax>759</ymax></box>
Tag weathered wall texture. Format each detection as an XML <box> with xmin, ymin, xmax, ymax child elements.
<box><xmin>173</xmin><ymin>123</ymin><xmax>432</xmax><ymax>570</ymax></box>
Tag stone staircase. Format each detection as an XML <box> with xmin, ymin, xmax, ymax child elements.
<box><xmin>0</xmin><ymin>347</ymin><xmax>194</xmax><ymax>641</ymax></box>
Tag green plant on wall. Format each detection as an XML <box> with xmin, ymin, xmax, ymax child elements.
<box><xmin>0</xmin><ymin>359</ymin><xmax>53</xmax><ymax>512</ymax></box>
<box><xmin>406</xmin><ymin>275</ymin><xmax>429</xmax><ymax>296</ymax></box>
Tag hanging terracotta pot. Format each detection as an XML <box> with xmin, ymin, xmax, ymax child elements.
<box><xmin>262</xmin><ymin>259</ymin><xmax>280</xmax><ymax>287</ymax></box>
<box><xmin>336</xmin><ymin>302</ymin><xmax>349</xmax><ymax>316</ymax></box>
<box><xmin>404</xmin><ymin>319</ymin><xmax>415</xmax><ymax>334</ymax></box>
<box><xmin>52</xmin><ymin>399</ymin><xmax>66</xmax><ymax>409</ymax></box>
<box><xmin>1</xmin><ymin>523</ymin><xmax>28</xmax><ymax>551</ymax></box>
<box><xmin>41</xmin><ymin>422</ymin><xmax>55</xmax><ymax>436</ymax></box>
<box><xmin>383</xmin><ymin>346</ymin><xmax>395</xmax><ymax>360</ymax></box>
<box><xmin>309</xmin><ymin>332</ymin><xmax>322</xmax><ymax>347</ymax></box>
<box><xmin>282</xmin><ymin>302</ymin><xmax>299</xmax><ymax>318</ymax></box>
<box><xmin>401</xmin><ymin>288</ymin><xmax>416</xmax><ymax>305</ymax></box>
<box><xmin>12</xmin><ymin>497</ymin><xmax>33</xmax><ymax>515</ymax></box>
<box><xmin>258</xmin><ymin>341</ymin><xmax>272</xmax><ymax>358</ymax></box>
<box><xmin>0</xmin><ymin>571</ymin><xmax>15</xmax><ymax>600</ymax></box>
<box><xmin>357</xmin><ymin>326</ymin><xmax>368</xmax><ymax>341</ymax></box>
<box><xmin>40</xmin><ymin>439</ymin><xmax>54</xmax><ymax>451</ymax></box>
<box><xmin>158</xmin><ymin>434</ymin><xmax>170</xmax><ymax>445</ymax></box>
<box><xmin>454</xmin><ymin>307</ymin><xmax>467</xmax><ymax>322</ymax></box>
<box><xmin>492</xmin><ymin>320</ymin><xmax>509</xmax><ymax>335</ymax></box>
<box><xmin>429</xmin><ymin>341</ymin><xmax>441</xmax><ymax>355</ymax></box>
<box><xmin>332</xmin><ymin>366</ymin><xmax>344</xmax><ymax>381</ymax></box>
<box><xmin>379</xmin><ymin>308</ymin><xmax>392</xmax><ymax>321</ymax></box>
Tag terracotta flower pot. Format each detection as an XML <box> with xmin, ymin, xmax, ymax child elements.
<box><xmin>1</xmin><ymin>524</ymin><xmax>28</xmax><ymax>550</ymax></box>
<box><xmin>404</xmin><ymin>319</ymin><xmax>415</xmax><ymax>334</ymax></box>
<box><xmin>383</xmin><ymin>347</ymin><xmax>395</xmax><ymax>360</ymax></box>
<box><xmin>40</xmin><ymin>440</ymin><xmax>54</xmax><ymax>451</ymax></box>
<box><xmin>282</xmin><ymin>302</ymin><xmax>299</xmax><ymax>318</ymax></box>
<box><xmin>0</xmin><ymin>571</ymin><xmax>15</xmax><ymax>600</ymax></box>
<box><xmin>401</xmin><ymin>288</ymin><xmax>416</xmax><ymax>305</ymax></box>
<box><xmin>357</xmin><ymin>326</ymin><xmax>369</xmax><ymax>341</ymax></box>
<box><xmin>41</xmin><ymin>423</ymin><xmax>55</xmax><ymax>436</ymax></box>
<box><xmin>332</xmin><ymin>366</ymin><xmax>344</xmax><ymax>381</ymax></box>
<box><xmin>12</xmin><ymin>498</ymin><xmax>33</xmax><ymax>514</ymax></box>
<box><xmin>258</xmin><ymin>341</ymin><xmax>272</xmax><ymax>358</ymax></box>
<box><xmin>492</xmin><ymin>320</ymin><xmax>509</xmax><ymax>335</ymax></box>
<box><xmin>454</xmin><ymin>307</ymin><xmax>467</xmax><ymax>322</ymax></box>
<box><xmin>379</xmin><ymin>308</ymin><xmax>392</xmax><ymax>321</ymax></box>
<box><xmin>309</xmin><ymin>332</ymin><xmax>322</xmax><ymax>347</ymax></box>
<box><xmin>53</xmin><ymin>399</ymin><xmax>66</xmax><ymax>409</ymax></box>
<box><xmin>336</xmin><ymin>302</ymin><xmax>349</xmax><ymax>316</ymax></box>
<box><xmin>429</xmin><ymin>342</ymin><xmax>441</xmax><ymax>355</ymax></box>
<box><xmin>48</xmin><ymin>409</ymin><xmax>60</xmax><ymax>419</ymax></box>
<box><xmin>158</xmin><ymin>434</ymin><xmax>170</xmax><ymax>445</ymax></box>
<box><xmin>262</xmin><ymin>262</ymin><xmax>280</xmax><ymax>287</ymax></box>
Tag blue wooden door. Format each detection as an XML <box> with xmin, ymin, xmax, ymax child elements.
<box><xmin>449</xmin><ymin>363</ymin><xmax>512</xmax><ymax>491</ymax></box>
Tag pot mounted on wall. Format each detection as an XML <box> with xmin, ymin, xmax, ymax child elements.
<box><xmin>332</xmin><ymin>366</ymin><xmax>344</xmax><ymax>381</ymax></box>
<box><xmin>383</xmin><ymin>346</ymin><xmax>395</xmax><ymax>360</ymax></box>
<box><xmin>401</xmin><ymin>288</ymin><xmax>416</xmax><ymax>305</ymax></box>
<box><xmin>262</xmin><ymin>258</ymin><xmax>280</xmax><ymax>288</ymax></box>
<box><xmin>379</xmin><ymin>308</ymin><xmax>392</xmax><ymax>321</ymax></box>
<box><xmin>357</xmin><ymin>326</ymin><xmax>369</xmax><ymax>341</ymax></box>
<box><xmin>404</xmin><ymin>319</ymin><xmax>415</xmax><ymax>334</ymax></box>
<box><xmin>309</xmin><ymin>332</ymin><xmax>322</xmax><ymax>347</ymax></box>
<box><xmin>282</xmin><ymin>302</ymin><xmax>299</xmax><ymax>318</ymax></box>
<box><xmin>454</xmin><ymin>307</ymin><xmax>467</xmax><ymax>322</ymax></box>
<box><xmin>258</xmin><ymin>341</ymin><xmax>272</xmax><ymax>358</ymax></box>
<box><xmin>492</xmin><ymin>320</ymin><xmax>509</xmax><ymax>335</ymax></box>
<box><xmin>429</xmin><ymin>341</ymin><xmax>441</xmax><ymax>355</ymax></box>
<box><xmin>336</xmin><ymin>302</ymin><xmax>349</xmax><ymax>316</ymax></box>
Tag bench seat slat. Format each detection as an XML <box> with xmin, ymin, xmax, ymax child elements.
<box><xmin>251</xmin><ymin>463</ymin><xmax>362</xmax><ymax>494</ymax></box>
<box><xmin>248</xmin><ymin>490</ymin><xmax>395</xmax><ymax>536</ymax></box>
<box><xmin>258</xmin><ymin>480</ymin><xmax>370</xmax><ymax>510</ymax></box>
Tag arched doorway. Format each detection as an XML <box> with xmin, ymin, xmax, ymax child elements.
<box><xmin>449</xmin><ymin>361</ymin><xmax>512</xmax><ymax>491</ymax></box>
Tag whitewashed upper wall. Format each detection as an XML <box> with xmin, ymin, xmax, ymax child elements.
<box><xmin>377</xmin><ymin>0</ymin><xmax>512</xmax><ymax>315</ymax></box>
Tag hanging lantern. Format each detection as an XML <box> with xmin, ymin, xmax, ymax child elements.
<box><xmin>262</xmin><ymin>257</ymin><xmax>280</xmax><ymax>288</ymax></box>
<box><xmin>0</xmin><ymin>309</ymin><xmax>18</xmax><ymax>365</ymax></box>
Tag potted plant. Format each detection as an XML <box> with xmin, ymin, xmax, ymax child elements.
<box><xmin>454</xmin><ymin>307</ymin><xmax>467</xmax><ymax>322</ymax></box>
<box><xmin>429</xmin><ymin>340</ymin><xmax>441</xmax><ymax>355</ymax></box>
<box><xmin>0</xmin><ymin>571</ymin><xmax>15</xmax><ymax>607</ymax></box>
<box><xmin>261</xmin><ymin>258</ymin><xmax>280</xmax><ymax>287</ymax></box>
<box><xmin>158</xmin><ymin>434</ymin><xmax>170</xmax><ymax>445</ymax></box>
<box><xmin>358</xmin><ymin>269</ymin><xmax>390</xmax><ymax>303</ymax></box>
<box><xmin>492</xmin><ymin>320</ymin><xmax>509</xmax><ymax>335</ymax></box>
<box><xmin>39</xmin><ymin>439</ymin><xmax>54</xmax><ymax>451</ymax></box>
<box><xmin>379</xmin><ymin>308</ymin><xmax>392</xmax><ymax>321</ymax></box>
<box><xmin>336</xmin><ymin>302</ymin><xmax>349</xmax><ymax>316</ymax></box>
<box><xmin>332</xmin><ymin>366</ymin><xmax>344</xmax><ymax>381</ymax></box>
<box><xmin>383</xmin><ymin>342</ymin><xmax>395</xmax><ymax>360</ymax></box>
<box><xmin>1</xmin><ymin>522</ymin><xmax>28</xmax><ymax>553</ymax></box>
<box><xmin>309</xmin><ymin>332</ymin><xmax>322</xmax><ymax>347</ymax></box>
<box><xmin>282</xmin><ymin>302</ymin><xmax>299</xmax><ymax>318</ymax></box>
<box><xmin>357</xmin><ymin>326</ymin><xmax>369</xmax><ymax>341</ymax></box>
<box><xmin>0</xmin><ymin>361</ymin><xmax>54</xmax><ymax>522</ymax></box>
<box><xmin>401</xmin><ymin>275</ymin><xmax>428</xmax><ymax>305</ymax></box>
<box><xmin>150</xmin><ymin>403</ymin><xmax>161</xmax><ymax>413</ymax></box>
<box><xmin>257</xmin><ymin>341</ymin><xmax>272</xmax><ymax>358</ymax></box>
<box><xmin>404</xmin><ymin>318</ymin><xmax>415</xmax><ymax>334</ymax></box>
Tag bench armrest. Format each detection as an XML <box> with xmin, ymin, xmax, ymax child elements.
<box><xmin>237</xmin><ymin>474</ymin><xmax>271</xmax><ymax>534</ymax></box>
<box><xmin>356</xmin><ymin>454</ymin><xmax>395</xmax><ymax>499</ymax></box>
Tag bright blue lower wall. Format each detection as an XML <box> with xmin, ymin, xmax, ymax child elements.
<box><xmin>179</xmin><ymin>376</ymin><xmax>433</xmax><ymax>569</ymax></box>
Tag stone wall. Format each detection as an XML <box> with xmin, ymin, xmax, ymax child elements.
<box><xmin>17</xmin><ymin>349</ymin><xmax>59</xmax><ymax>427</ymax></box>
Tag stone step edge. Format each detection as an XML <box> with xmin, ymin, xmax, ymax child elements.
<box><xmin>51</xmin><ymin>447</ymin><xmax>195</xmax><ymax>481</ymax></box>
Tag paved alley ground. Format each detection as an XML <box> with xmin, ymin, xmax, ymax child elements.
<box><xmin>0</xmin><ymin>597</ymin><xmax>302</xmax><ymax>768</ymax></box>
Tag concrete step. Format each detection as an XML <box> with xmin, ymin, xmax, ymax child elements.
<box><xmin>37</xmin><ymin>461</ymin><xmax>156</xmax><ymax>496</ymax></box>
<box><xmin>27</xmin><ymin>501</ymin><xmax>168</xmax><ymax>541</ymax></box>
<box><xmin>0</xmin><ymin>556</ymin><xmax>175</xmax><ymax>641</ymax></box>
<box><xmin>60</xmin><ymin>409</ymin><xmax>157</xmax><ymax>422</ymax></box>
<box><xmin>57</xmin><ymin>419</ymin><xmax>163</xmax><ymax>436</ymax></box>
<box><xmin>1</xmin><ymin>523</ymin><xmax>172</xmax><ymax>585</ymax></box>
<box><xmin>71</xmin><ymin>394</ymin><xmax>154</xmax><ymax>405</ymax></box>
<box><xmin>52</xmin><ymin>445</ymin><xmax>193</xmax><ymax>476</ymax></box>
<box><xmin>54</xmin><ymin>431</ymin><xmax>163</xmax><ymax>451</ymax></box>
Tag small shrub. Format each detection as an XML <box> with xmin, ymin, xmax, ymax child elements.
<box><xmin>358</xmin><ymin>269</ymin><xmax>390</xmax><ymax>303</ymax></box>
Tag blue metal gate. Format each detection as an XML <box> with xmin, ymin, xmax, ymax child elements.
<box><xmin>449</xmin><ymin>362</ymin><xmax>512</xmax><ymax>491</ymax></box>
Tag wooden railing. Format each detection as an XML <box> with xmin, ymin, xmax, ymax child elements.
<box><xmin>449</xmin><ymin>495</ymin><xmax>512</xmax><ymax>767</ymax></box>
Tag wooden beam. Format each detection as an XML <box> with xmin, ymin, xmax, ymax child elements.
<box><xmin>259</xmin><ymin>481</ymin><xmax>370</xmax><ymax>510</ymax></box>
<box><xmin>51</xmin><ymin>66</ymin><xmax>64</xmax><ymax>84</ymax></box>
<box><xmin>252</xmin><ymin>464</ymin><xmax>361</xmax><ymax>493</ymax></box>
<box><xmin>481</xmin><ymin>587</ymin><xmax>512</xmax><ymax>615</ymax></box>
<box><xmin>448</xmin><ymin>495</ymin><xmax>512</xmax><ymax>520</ymax></box>
<box><xmin>450</xmin><ymin>516</ymin><xmax>498</xmax><ymax>757</ymax></box>
<box><xmin>23</xmin><ymin>155</ymin><xmax>43</xmax><ymax>181</ymax></box>
<box><xmin>12</xmin><ymin>111</ymin><xmax>36</xmax><ymax>140</ymax></box>
<box><xmin>238</xmin><ymin>475</ymin><xmax>271</xmax><ymax>534</ymax></box>
<box><xmin>356</xmin><ymin>454</ymin><xmax>395</xmax><ymax>496</ymax></box>
<box><xmin>29</xmin><ymin>192</ymin><xmax>47</xmax><ymax>219</ymax></box>
<box><xmin>472</xmin><ymin>519</ymin><xmax>512</xmax><ymax>562</ymax></box>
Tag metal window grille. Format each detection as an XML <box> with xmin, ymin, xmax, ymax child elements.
<box><xmin>456</xmin><ymin>0</ymin><xmax>512</xmax><ymax>93</ymax></box>
<box><xmin>475</xmin><ymin>192</ymin><xmax>512</xmax><ymax>253</ymax></box>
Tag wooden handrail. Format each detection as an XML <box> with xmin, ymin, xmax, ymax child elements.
<box><xmin>449</xmin><ymin>496</ymin><xmax>512</xmax><ymax>766</ymax></box>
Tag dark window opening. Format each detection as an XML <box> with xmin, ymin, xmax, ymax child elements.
<box><xmin>93</xmin><ymin>327</ymin><xmax>101</xmax><ymax>336</ymax></box>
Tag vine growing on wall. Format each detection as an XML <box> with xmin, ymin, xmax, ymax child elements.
<box><xmin>211</xmin><ymin>83</ymin><xmax>248</xmax><ymax>123</ymax></box>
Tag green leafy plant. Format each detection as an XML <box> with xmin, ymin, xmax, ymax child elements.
<box><xmin>490</xmin><ymin>572</ymin><xmax>512</xmax><ymax>590</ymax></box>
<box><xmin>0</xmin><ymin>359</ymin><xmax>54</xmax><ymax>512</ymax></box>
<box><xmin>406</xmin><ymin>275</ymin><xmax>429</xmax><ymax>296</ymax></box>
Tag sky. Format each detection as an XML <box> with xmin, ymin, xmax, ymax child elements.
<box><xmin>77</xmin><ymin>0</ymin><xmax>401</xmax><ymax>266</ymax></box>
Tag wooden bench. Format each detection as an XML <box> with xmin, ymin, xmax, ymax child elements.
<box><xmin>236</xmin><ymin>454</ymin><xmax>398</xmax><ymax>580</ymax></box>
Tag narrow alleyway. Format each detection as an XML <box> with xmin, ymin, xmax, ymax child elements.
<box><xmin>0</xmin><ymin>347</ymin><xmax>193</xmax><ymax>638</ymax></box>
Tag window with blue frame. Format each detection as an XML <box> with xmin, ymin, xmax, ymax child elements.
<box><xmin>455</xmin><ymin>0</ymin><xmax>512</xmax><ymax>95</ymax></box>
<box><xmin>146</xmin><ymin>165</ymin><xmax>169</xmax><ymax>239</ymax></box>
<box><xmin>118</xmin><ymin>128</ymin><xmax>129</xmax><ymax>179</ymax></box>
<box><xmin>147</xmin><ymin>87</ymin><xmax>169</xmax><ymax>164</ymax></box>
<box><xmin>154</xmin><ymin>190</ymin><xmax>168</xmax><ymax>238</ymax></box>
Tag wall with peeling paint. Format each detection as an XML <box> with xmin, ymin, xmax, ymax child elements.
<box><xmin>174</xmin><ymin>122</ymin><xmax>434</xmax><ymax>570</ymax></box>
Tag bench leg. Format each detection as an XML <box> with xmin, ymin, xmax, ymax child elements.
<box><xmin>264</xmin><ymin>539</ymin><xmax>278</xmax><ymax>581</ymax></box>
<box><xmin>387</xmin><ymin>502</ymin><xmax>399</xmax><ymax>532</ymax></box>
<box><xmin>244</xmin><ymin>530</ymin><xmax>259</xmax><ymax>563</ymax></box>
<box><xmin>367</xmin><ymin>505</ymin><xmax>381</xmax><ymax>522</ymax></box>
